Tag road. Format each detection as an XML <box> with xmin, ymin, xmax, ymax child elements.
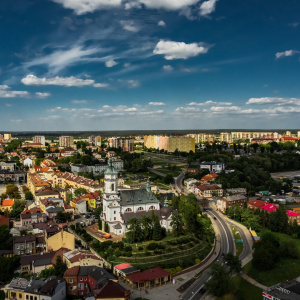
<box><xmin>173</xmin><ymin>171</ymin><xmax>186</xmax><ymax>194</ymax></box>
<box><xmin>180</xmin><ymin>209</ymin><xmax>235</xmax><ymax>300</ymax></box>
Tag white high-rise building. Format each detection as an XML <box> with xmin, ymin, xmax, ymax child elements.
<box><xmin>59</xmin><ymin>136</ymin><xmax>74</xmax><ymax>148</ymax></box>
<box><xmin>33</xmin><ymin>136</ymin><xmax>45</xmax><ymax>146</ymax></box>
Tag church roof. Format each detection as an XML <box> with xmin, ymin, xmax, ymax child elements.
<box><xmin>119</xmin><ymin>188</ymin><xmax>159</xmax><ymax>206</ymax></box>
<box><xmin>104</xmin><ymin>159</ymin><xmax>117</xmax><ymax>175</ymax></box>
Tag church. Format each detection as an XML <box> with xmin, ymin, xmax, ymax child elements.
<box><xmin>101</xmin><ymin>160</ymin><xmax>175</xmax><ymax>235</ymax></box>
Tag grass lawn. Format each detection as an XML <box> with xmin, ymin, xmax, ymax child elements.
<box><xmin>243</xmin><ymin>229</ymin><xmax>300</xmax><ymax>286</ymax></box>
<box><xmin>216</xmin><ymin>276</ymin><xmax>262</xmax><ymax>300</ymax></box>
<box><xmin>230</xmin><ymin>227</ymin><xmax>243</xmax><ymax>257</ymax></box>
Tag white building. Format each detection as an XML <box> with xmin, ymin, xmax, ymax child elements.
<box><xmin>101</xmin><ymin>160</ymin><xmax>175</xmax><ymax>235</ymax></box>
<box><xmin>33</xmin><ymin>136</ymin><xmax>46</xmax><ymax>146</ymax></box>
<box><xmin>23</xmin><ymin>158</ymin><xmax>33</xmax><ymax>168</ymax></box>
<box><xmin>200</xmin><ymin>161</ymin><xmax>225</xmax><ymax>173</ymax></box>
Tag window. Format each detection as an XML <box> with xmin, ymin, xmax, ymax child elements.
<box><xmin>19</xmin><ymin>293</ymin><xmax>22</xmax><ymax>299</ymax></box>
<box><xmin>84</xmin><ymin>278</ymin><xmax>87</xmax><ymax>281</ymax></box>
<box><xmin>125</xmin><ymin>208</ymin><xmax>132</xmax><ymax>212</ymax></box>
<box><xmin>149</xmin><ymin>206</ymin><xmax>155</xmax><ymax>210</ymax></box>
<box><xmin>80</xmin><ymin>278</ymin><xmax>83</xmax><ymax>281</ymax></box>
<box><xmin>69</xmin><ymin>279</ymin><xmax>73</xmax><ymax>283</ymax></box>
<box><xmin>26</xmin><ymin>296</ymin><xmax>29</xmax><ymax>300</ymax></box>
<box><xmin>137</xmin><ymin>207</ymin><xmax>144</xmax><ymax>211</ymax></box>
<box><xmin>17</xmin><ymin>245</ymin><xmax>20</xmax><ymax>249</ymax></box>
<box><xmin>114</xmin><ymin>211</ymin><xmax>116</xmax><ymax>214</ymax></box>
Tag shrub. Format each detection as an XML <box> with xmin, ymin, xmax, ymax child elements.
<box><xmin>124</xmin><ymin>245</ymin><xmax>132</xmax><ymax>252</ymax></box>
<box><xmin>125</xmin><ymin>251</ymin><xmax>132</xmax><ymax>257</ymax></box>
<box><xmin>195</xmin><ymin>258</ymin><xmax>201</xmax><ymax>264</ymax></box>
<box><xmin>138</xmin><ymin>246</ymin><xmax>144</xmax><ymax>251</ymax></box>
<box><xmin>145</xmin><ymin>251</ymin><xmax>151</xmax><ymax>256</ymax></box>
<box><xmin>147</xmin><ymin>243</ymin><xmax>158</xmax><ymax>251</ymax></box>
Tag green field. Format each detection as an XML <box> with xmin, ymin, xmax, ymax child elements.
<box><xmin>230</xmin><ymin>227</ymin><xmax>243</xmax><ymax>257</ymax></box>
<box><xmin>243</xmin><ymin>229</ymin><xmax>300</xmax><ymax>286</ymax></box>
<box><xmin>216</xmin><ymin>276</ymin><xmax>262</xmax><ymax>300</ymax></box>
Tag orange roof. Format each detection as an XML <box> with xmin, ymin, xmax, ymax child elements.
<box><xmin>22</xmin><ymin>208</ymin><xmax>42</xmax><ymax>214</ymax></box>
<box><xmin>1</xmin><ymin>199</ymin><xmax>14</xmax><ymax>206</ymax></box>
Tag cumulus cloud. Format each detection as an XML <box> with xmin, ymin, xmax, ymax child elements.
<box><xmin>199</xmin><ymin>0</ymin><xmax>218</xmax><ymax>16</ymax></box>
<box><xmin>127</xmin><ymin>79</ymin><xmax>140</xmax><ymax>88</ymax></box>
<box><xmin>120</xmin><ymin>20</ymin><xmax>139</xmax><ymax>32</ymax></box>
<box><xmin>188</xmin><ymin>100</ymin><xmax>232</xmax><ymax>106</ymax></box>
<box><xmin>158</xmin><ymin>20</ymin><xmax>166</xmax><ymax>26</ymax></box>
<box><xmin>149</xmin><ymin>102</ymin><xmax>166</xmax><ymax>106</ymax></box>
<box><xmin>21</xmin><ymin>75</ymin><xmax>95</xmax><ymax>87</ymax></box>
<box><xmin>153</xmin><ymin>40</ymin><xmax>210</xmax><ymax>60</ymax></box>
<box><xmin>71</xmin><ymin>100</ymin><xmax>89</xmax><ymax>103</ymax></box>
<box><xmin>0</xmin><ymin>85</ymin><xmax>29</xmax><ymax>98</ymax></box>
<box><xmin>35</xmin><ymin>92</ymin><xmax>51</xmax><ymax>98</ymax></box>
<box><xmin>246</xmin><ymin>97</ymin><xmax>300</xmax><ymax>106</ymax></box>
<box><xmin>24</xmin><ymin>45</ymin><xmax>101</xmax><ymax>74</ymax></box>
<box><xmin>51</xmin><ymin>0</ymin><xmax>122</xmax><ymax>15</ymax></box>
<box><xmin>105</xmin><ymin>59</ymin><xmax>118</xmax><ymax>67</ymax></box>
<box><xmin>93</xmin><ymin>83</ymin><xmax>109</xmax><ymax>88</ymax></box>
<box><xmin>163</xmin><ymin>65</ymin><xmax>173</xmax><ymax>71</ymax></box>
<box><xmin>138</xmin><ymin>0</ymin><xmax>199</xmax><ymax>10</ymax></box>
<box><xmin>275</xmin><ymin>50</ymin><xmax>299</xmax><ymax>59</ymax></box>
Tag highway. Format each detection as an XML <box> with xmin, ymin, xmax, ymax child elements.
<box><xmin>180</xmin><ymin>208</ymin><xmax>235</xmax><ymax>300</ymax></box>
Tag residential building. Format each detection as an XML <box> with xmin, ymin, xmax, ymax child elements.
<box><xmin>20</xmin><ymin>210</ymin><xmax>47</xmax><ymax>226</ymax></box>
<box><xmin>247</xmin><ymin>200</ymin><xmax>267</xmax><ymax>210</ymax></box>
<box><xmin>109</xmin><ymin>137</ymin><xmax>135</xmax><ymax>152</ymax></box>
<box><xmin>33</xmin><ymin>136</ymin><xmax>46</xmax><ymax>146</ymax></box>
<box><xmin>39</xmin><ymin>278</ymin><xmax>67</xmax><ymax>300</ymax></box>
<box><xmin>0</xmin><ymin>214</ymin><xmax>10</xmax><ymax>226</ymax></box>
<box><xmin>72</xmin><ymin>192</ymin><xmax>100</xmax><ymax>210</ymax></box>
<box><xmin>7</xmin><ymin>278</ymin><xmax>29</xmax><ymax>300</ymax></box>
<box><xmin>201</xmin><ymin>173</ymin><xmax>219</xmax><ymax>183</ymax></box>
<box><xmin>187</xmin><ymin>165</ymin><xmax>200</xmax><ymax>174</ymax></box>
<box><xmin>168</xmin><ymin>136</ymin><xmax>195</xmax><ymax>153</ymax></box>
<box><xmin>36</xmin><ymin>187</ymin><xmax>67</xmax><ymax>205</ymax></box>
<box><xmin>217</xmin><ymin>195</ymin><xmax>248</xmax><ymax>211</ymax></box>
<box><xmin>226</xmin><ymin>188</ymin><xmax>247</xmax><ymax>195</ymax></box>
<box><xmin>64</xmin><ymin>266</ymin><xmax>80</xmax><ymax>296</ymax></box>
<box><xmin>101</xmin><ymin>160</ymin><xmax>176</xmax><ymax>235</ymax></box>
<box><xmin>52</xmin><ymin>172</ymin><xmax>95</xmax><ymax>190</ymax></box>
<box><xmin>113</xmin><ymin>263</ymin><xmax>139</xmax><ymax>281</ymax></box>
<box><xmin>63</xmin><ymin>249</ymin><xmax>103</xmax><ymax>268</ymax></box>
<box><xmin>23</xmin><ymin>158</ymin><xmax>33</xmax><ymax>168</ymax></box>
<box><xmin>13</xmin><ymin>235</ymin><xmax>42</xmax><ymax>255</ymax></box>
<box><xmin>71</xmin><ymin>160</ymin><xmax>124</xmax><ymax>175</ymax></box>
<box><xmin>59</xmin><ymin>136</ymin><xmax>74</xmax><ymax>148</ymax></box>
<box><xmin>0</xmin><ymin>199</ymin><xmax>14</xmax><ymax>212</ymax></box>
<box><xmin>27</xmin><ymin>173</ymin><xmax>51</xmax><ymax>195</ymax></box>
<box><xmin>94</xmin><ymin>280</ymin><xmax>131</xmax><ymax>300</ymax></box>
<box><xmin>4</xmin><ymin>133</ymin><xmax>12</xmax><ymax>142</ymax></box>
<box><xmin>263</xmin><ymin>280</ymin><xmax>300</xmax><ymax>300</ymax></box>
<box><xmin>0</xmin><ymin>161</ymin><xmax>16</xmax><ymax>171</ymax></box>
<box><xmin>200</xmin><ymin>161</ymin><xmax>225</xmax><ymax>173</ymax></box>
<box><xmin>194</xmin><ymin>184</ymin><xmax>223</xmax><ymax>198</ymax></box>
<box><xmin>45</xmin><ymin>229</ymin><xmax>75</xmax><ymax>252</ymax></box>
<box><xmin>89</xmin><ymin>135</ymin><xmax>102</xmax><ymax>146</ymax></box>
<box><xmin>20</xmin><ymin>252</ymin><xmax>55</xmax><ymax>275</ymax></box>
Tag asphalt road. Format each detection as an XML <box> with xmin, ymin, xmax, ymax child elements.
<box><xmin>180</xmin><ymin>209</ymin><xmax>235</xmax><ymax>300</ymax></box>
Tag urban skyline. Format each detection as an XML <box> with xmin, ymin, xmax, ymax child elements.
<box><xmin>1</xmin><ymin>0</ymin><xmax>300</xmax><ymax>130</ymax></box>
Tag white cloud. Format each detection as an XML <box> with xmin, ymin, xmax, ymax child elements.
<box><xmin>138</xmin><ymin>0</ymin><xmax>199</xmax><ymax>10</ymax></box>
<box><xmin>124</xmin><ymin>107</ymin><xmax>137</xmax><ymax>111</ymax></box>
<box><xmin>120</xmin><ymin>20</ymin><xmax>139</xmax><ymax>32</ymax></box>
<box><xmin>24</xmin><ymin>45</ymin><xmax>100</xmax><ymax>74</ymax></box>
<box><xmin>0</xmin><ymin>85</ymin><xmax>29</xmax><ymax>98</ymax></box>
<box><xmin>128</xmin><ymin>80</ymin><xmax>140</xmax><ymax>88</ymax></box>
<box><xmin>149</xmin><ymin>102</ymin><xmax>166</xmax><ymax>106</ymax></box>
<box><xmin>71</xmin><ymin>100</ymin><xmax>89</xmax><ymax>103</ymax></box>
<box><xmin>105</xmin><ymin>59</ymin><xmax>118</xmax><ymax>67</ymax></box>
<box><xmin>153</xmin><ymin>40</ymin><xmax>210</xmax><ymax>60</ymax></box>
<box><xmin>199</xmin><ymin>0</ymin><xmax>218</xmax><ymax>16</ymax></box>
<box><xmin>51</xmin><ymin>0</ymin><xmax>122</xmax><ymax>15</ymax></box>
<box><xmin>124</xmin><ymin>63</ymin><xmax>131</xmax><ymax>67</ymax></box>
<box><xmin>189</xmin><ymin>100</ymin><xmax>233</xmax><ymax>106</ymax></box>
<box><xmin>21</xmin><ymin>75</ymin><xmax>95</xmax><ymax>87</ymax></box>
<box><xmin>158</xmin><ymin>20</ymin><xmax>166</xmax><ymax>27</ymax></box>
<box><xmin>210</xmin><ymin>106</ymin><xmax>241</xmax><ymax>112</ymax></box>
<box><xmin>163</xmin><ymin>65</ymin><xmax>173</xmax><ymax>71</ymax></box>
<box><xmin>93</xmin><ymin>83</ymin><xmax>109</xmax><ymax>88</ymax></box>
<box><xmin>124</xmin><ymin>1</ymin><xmax>142</xmax><ymax>9</ymax></box>
<box><xmin>35</xmin><ymin>92</ymin><xmax>51</xmax><ymax>98</ymax></box>
<box><xmin>275</xmin><ymin>50</ymin><xmax>299</xmax><ymax>59</ymax></box>
<box><xmin>246</xmin><ymin>97</ymin><xmax>300</xmax><ymax>106</ymax></box>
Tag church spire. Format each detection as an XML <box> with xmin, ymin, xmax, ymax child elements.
<box><xmin>146</xmin><ymin>177</ymin><xmax>151</xmax><ymax>192</ymax></box>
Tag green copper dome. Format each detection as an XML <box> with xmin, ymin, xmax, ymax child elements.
<box><xmin>104</xmin><ymin>159</ymin><xmax>118</xmax><ymax>175</ymax></box>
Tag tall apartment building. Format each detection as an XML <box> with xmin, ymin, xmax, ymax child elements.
<box><xmin>144</xmin><ymin>135</ymin><xmax>157</xmax><ymax>149</ymax></box>
<box><xmin>157</xmin><ymin>136</ymin><xmax>169</xmax><ymax>151</ymax></box>
<box><xmin>32</xmin><ymin>135</ymin><xmax>45</xmax><ymax>146</ymax></box>
<box><xmin>220</xmin><ymin>132</ymin><xmax>232</xmax><ymax>143</ymax></box>
<box><xmin>231</xmin><ymin>131</ymin><xmax>273</xmax><ymax>141</ymax></box>
<box><xmin>59</xmin><ymin>136</ymin><xmax>74</xmax><ymax>148</ymax></box>
<box><xmin>4</xmin><ymin>133</ymin><xmax>11</xmax><ymax>142</ymax></box>
<box><xmin>168</xmin><ymin>136</ymin><xmax>195</xmax><ymax>153</ymax></box>
<box><xmin>197</xmin><ymin>133</ymin><xmax>216</xmax><ymax>144</ymax></box>
<box><xmin>88</xmin><ymin>135</ymin><xmax>102</xmax><ymax>146</ymax></box>
<box><xmin>109</xmin><ymin>137</ymin><xmax>135</xmax><ymax>152</ymax></box>
<box><xmin>0</xmin><ymin>134</ymin><xmax>3</xmax><ymax>142</ymax></box>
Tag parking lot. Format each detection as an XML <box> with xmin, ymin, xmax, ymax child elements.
<box><xmin>271</xmin><ymin>170</ymin><xmax>300</xmax><ymax>180</ymax></box>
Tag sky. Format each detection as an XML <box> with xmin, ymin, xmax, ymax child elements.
<box><xmin>1</xmin><ymin>0</ymin><xmax>300</xmax><ymax>131</ymax></box>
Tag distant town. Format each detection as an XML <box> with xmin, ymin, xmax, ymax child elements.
<box><xmin>1</xmin><ymin>131</ymin><xmax>300</xmax><ymax>300</ymax></box>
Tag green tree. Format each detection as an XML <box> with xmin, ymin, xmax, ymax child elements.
<box><xmin>104</xmin><ymin>222</ymin><xmax>109</xmax><ymax>233</ymax></box>
<box><xmin>9</xmin><ymin>200</ymin><xmax>26</xmax><ymax>219</ymax></box>
<box><xmin>5</xmin><ymin>184</ymin><xmax>20</xmax><ymax>198</ymax></box>
<box><xmin>164</xmin><ymin>174</ymin><xmax>174</xmax><ymax>185</ymax></box>
<box><xmin>54</xmin><ymin>255</ymin><xmax>67</xmax><ymax>277</ymax></box>
<box><xmin>74</xmin><ymin>188</ymin><xmax>88</xmax><ymax>198</ymax></box>
<box><xmin>269</xmin><ymin>206</ymin><xmax>289</xmax><ymax>233</ymax></box>
<box><xmin>170</xmin><ymin>214</ymin><xmax>184</xmax><ymax>237</ymax></box>
<box><xmin>205</xmin><ymin>263</ymin><xmax>230</xmax><ymax>296</ymax></box>
<box><xmin>0</xmin><ymin>225</ymin><xmax>13</xmax><ymax>250</ymax></box>
<box><xmin>36</xmin><ymin>267</ymin><xmax>55</xmax><ymax>279</ymax></box>
<box><xmin>0</xmin><ymin>290</ymin><xmax>5</xmax><ymax>300</ymax></box>
<box><xmin>25</xmin><ymin>191</ymin><xmax>34</xmax><ymax>200</ymax></box>
<box><xmin>0</xmin><ymin>255</ymin><xmax>20</xmax><ymax>282</ymax></box>
<box><xmin>126</xmin><ymin>218</ymin><xmax>143</xmax><ymax>243</ymax></box>
<box><xmin>224</xmin><ymin>253</ymin><xmax>242</xmax><ymax>274</ymax></box>
<box><xmin>55</xmin><ymin>211</ymin><xmax>71</xmax><ymax>223</ymax></box>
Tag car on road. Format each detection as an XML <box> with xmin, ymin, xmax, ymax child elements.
<box><xmin>213</xmin><ymin>217</ymin><xmax>217</xmax><ymax>220</ymax></box>
<box><xmin>199</xmin><ymin>288</ymin><xmax>206</xmax><ymax>295</ymax></box>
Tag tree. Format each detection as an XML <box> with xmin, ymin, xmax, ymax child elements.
<box><xmin>55</xmin><ymin>211</ymin><xmax>71</xmax><ymax>223</ymax></box>
<box><xmin>126</xmin><ymin>218</ymin><xmax>143</xmax><ymax>243</ymax></box>
<box><xmin>36</xmin><ymin>267</ymin><xmax>55</xmax><ymax>279</ymax></box>
<box><xmin>9</xmin><ymin>200</ymin><xmax>26</xmax><ymax>219</ymax></box>
<box><xmin>5</xmin><ymin>184</ymin><xmax>20</xmax><ymax>199</ymax></box>
<box><xmin>25</xmin><ymin>191</ymin><xmax>34</xmax><ymax>200</ymax></box>
<box><xmin>74</xmin><ymin>188</ymin><xmax>88</xmax><ymax>198</ymax></box>
<box><xmin>205</xmin><ymin>263</ymin><xmax>230</xmax><ymax>296</ymax></box>
<box><xmin>170</xmin><ymin>214</ymin><xmax>184</xmax><ymax>237</ymax></box>
<box><xmin>224</xmin><ymin>253</ymin><xmax>242</xmax><ymax>274</ymax></box>
<box><xmin>0</xmin><ymin>290</ymin><xmax>5</xmax><ymax>300</ymax></box>
<box><xmin>269</xmin><ymin>206</ymin><xmax>289</xmax><ymax>233</ymax></box>
<box><xmin>54</xmin><ymin>255</ymin><xmax>67</xmax><ymax>277</ymax></box>
<box><xmin>104</xmin><ymin>222</ymin><xmax>109</xmax><ymax>233</ymax></box>
<box><xmin>0</xmin><ymin>255</ymin><xmax>20</xmax><ymax>282</ymax></box>
<box><xmin>0</xmin><ymin>225</ymin><xmax>13</xmax><ymax>250</ymax></box>
<box><xmin>141</xmin><ymin>215</ymin><xmax>153</xmax><ymax>241</ymax></box>
<box><xmin>164</xmin><ymin>174</ymin><xmax>174</xmax><ymax>185</ymax></box>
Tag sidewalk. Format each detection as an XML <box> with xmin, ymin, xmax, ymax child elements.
<box><xmin>241</xmin><ymin>273</ymin><xmax>267</xmax><ymax>290</ymax></box>
<box><xmin>120</xmin><ymin>216</ymin><xmax>222</xmax><ymax>300</ymax></box>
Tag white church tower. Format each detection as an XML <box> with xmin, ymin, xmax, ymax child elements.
<box><xmin>101</xmin><ymin>159</ymin><xmax>122</xmax><ymax>232</ymax></box>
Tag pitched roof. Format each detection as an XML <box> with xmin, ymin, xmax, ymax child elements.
<box><xmin>196</xmin><ymin>184</ymin><xmax>222</xmax><ymax>191</ymax></box>
<box><xmin>94</xmin><ymin>280</ymin><xmax>129</xmax><ymax>298</ymax></box>
<box><xmin>14</xmin><ymin>235</ymin><xmax>36</xmax><ymax>244</ymax></box>
<box><xmin>51</xmin><ymin>247</ymin><xmax>70</xmax><ymax>265</ymax></box>
<box><xmin>1</xmin><ymin>199</ymin><xmax>14</xmax><ymax>206</ymax></box>
<box><xmin>248</xmin><ymin>200</ymin><xmax>267</xmax><ymax>208</ymax></box>
<box><xmin>119</xmin><ymin>188</ymin><xmax>159</xmax><ymax>206</ymax></box>
<box><xmin>287</xmin><ymin>210</ymin><xmax>300</xmax><ymax>217</ymax></box>
<box><xmin>114</xmin><ymin>263</ymin><xmax>133</xmax><ymax>270</ymax></box>
<box><xmin>261</xmin><ymin>203</ymin><xmax>278</xmax><ymax>212</ymax></box>
<box><xmin>127</xmin><ymin>267</ymin><xmax>170</xmax><ymax>283</ymax></box>
<box><xmin>64</xmin><ymin>265</ymin><xmax>80</xmax><ymax>277</ymax></box>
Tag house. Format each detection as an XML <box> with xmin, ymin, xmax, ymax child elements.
<box><xmin>217</xmin><ymin>195</ymin><xmax>248</xmax><ymax>212</ymax></box>
<box><xmin>263</xmin><ymin>280</ymin><xmax>300</xmax><ymax>300</ymax></box>
<box><xmin>20</xmin><ymin>211</ymin><xmax>47</xmax><ymax>226</ymax></box>
<box><xmin>13</xmin><ymin>235</ymin><xmax>43</xmax><ymax>255</ymax></box>
<box><xmin>126</xmin><ymin>267</ymin><xmax>170</xmax><ymax>290</ymax></box>
<box><xmin>27</xmin><ymin>172</ymin><xmax>50</xmax><ymax>195</ymax></box>
<box><xmin>247</xmin><ymin>200</ymin><xmax>267</xmax><ymax>210</ymax></box>
<box><xmin>187</xmin><ymin>165</ymin><xmax>200</xmax><ymax>174</ymax></box>
<box><xmin>45</xmin><ymin>229</ymin><xmax>75</xmax><ymax>252</ymax></box>
<box><xmin>63</xmin><ymin>249</ymin><xmax>103</xmax><ymax>268</ymax></box>
<box><xmin>7</xmin><ymin>278</ymin><xmax>29</xmax><ymax>300</ymax></box>
<box><xmin>194</xmin><ymin>184</ymin><xmax>223</xmax><ymax>198</ymax></box>
<box><xmin>63</xmin><ymin>266</ymin><xmax>80</xmax><ymax>296</ymax></box>
<box><xmin>113</xmin><ymin>263</ymin><xmax>139</xmax><ymax>281</ymax></box>
<box><xmin>201</xmin><ymin>173</ymin><xmax>219</xmax><ymax>183</ymax></box>
<box><xmin>94</xmin><ymin>280</ymin><xmax>131</xmax><ymax>300</ymax></box>
<box><xmin>0</xmin><ymin>199</ymin><xmax>14</xmax><ymax>212</ymax></box>
<box><xmin>23</xmin><ymin>158</ymin><xmax>33</xmax><ymax>168</ymax></box>
<box><xmin>200</xmin><ymin>161</ymin><xmax>225</xmax><ymax>173</ymax></box>
<box><xmin>75</xmin><ymin>199</ymin><xmax>87</xmax><ymax>214</ymax></box>
<box><xmin>36</xmin><ymin>187</ymin><xmax>67</xmax><ymax>204</ymax></box>
<box><xmin>226</xmin><ymin>188</ymin><xmax>247</xmax><ymax>195</ymax></box>
<box><xmin>20</xmin><ymin>252</ymin><xmax>55</xmax><ymax>275</ymax></box>
<box><xmin>101</xmin><ymin>160</ymin><xmax>176</xmax><ymax>235</ymax></box>
<box><xmin>73</xmin><ymin>192</ymin><xmax>100</xmax><ymax>211</ymax></box>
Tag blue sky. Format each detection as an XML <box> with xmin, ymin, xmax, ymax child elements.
<box><xmin>1</xmin><ymin>0</ymin><xmax>300</xmax><ymax>131</ymax></box>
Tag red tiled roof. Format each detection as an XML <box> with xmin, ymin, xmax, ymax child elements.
<box><xmin>51</xmin><ymin>248</ymin><xmax>70</xmax><ymax>265</ymax></box>
<box><xmin>114</xmin><ymin>263</ymin><xmax>133</xmax><ymax>270</ymax></box>
<box><xmin>261</xmin><ymin>203</ymin><xmax>278</xmax><ymax>212</ymax></box>
<box><xmin>64</xmin><ymin>265</ymin><xmax>80</xmax><ymax>277</ymax></box>
<box><xmin>94</xmin><ymin>280</ymin><xmax>128</xmax><ymax>298</ymax></box>
<box><xmin>196</xmin><ymin>184</ymin><xmax>222</xmax><ymax>191</ymax></box>
<box><xmin>247</xmin><ymin>200</ymin><xmax>266</xmax><ymax>208</ymax></box>
<box><xmin>287</xmin><ymin>210</ymin><xmax>300</xmax><ymax>217</ymax></box>
<box><xmin>127</xmin><ymin>267</ymin><xmax>170</xmax><ymax>283</ymax></box>
<box><xmin>1</xmin><ymin>199</ymin><xmax>14</xmax><ymax>207</ymax></box>
<box><xmin>22</xmin><ymin>208</ymin><xmax>42</xmax><ymax>214</ymax></box>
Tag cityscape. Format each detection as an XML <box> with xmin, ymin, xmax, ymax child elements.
<box><xmin>1</xmin><ymin>1</ymin><xmax>300</xmax><ymax>300</ymax></box>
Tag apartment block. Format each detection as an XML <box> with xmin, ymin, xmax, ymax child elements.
<box><xmin>32</xmin><ymin>136</ymin><xmax>45</xmax><ymax>146</ymax></box>
<box><xmin>59</xmin><ymin>136</ymin><xmax>74</xmax><ymax>148</ymax></box>
<box><xmin>109</xmin><ymin>137</ymin><xmax>135</xmax><ymax>152</ymax></box>
<box><xmin>168</xmin><ymin>136</ymin><xmax>195</xmax><ymax>153</ymax></box>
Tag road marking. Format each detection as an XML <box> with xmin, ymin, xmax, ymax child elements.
<box><xmin>209</xmin><ymin>212</ymin><xmax>229</xmax><ymax>253</ymax></box>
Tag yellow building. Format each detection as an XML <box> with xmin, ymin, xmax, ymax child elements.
<box><xmin>144</xmin><ymin>135</ymin><xmax>157</xmax><ymax>149</ymax></box>
<box><xmin>0</xmin><ymin>199</ymin><xmax>14</xmax><ymax>212</ymax></box>
<box><xmin>7</xmin><ymin>278</ymin><xmax>28</xmax><ymax>300</ymax></box>
<box><xmin>168</xmin><ymin>136</ymin><xmax>195</xmax><ymax>153</ymax></box>
<box><xmin>46</xmin><ymin>230</ymin><xmax>75</xmax><ymax>252</ymax></box>
<box><xmin>230</xmin><ymin>131</ymin><xmax>273</xmax><ymax>141</ymax></box>
<box><xmin>27</xmin><ymin>172</ymin><xmax>50</xmax><ymax>195</ymax></box>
